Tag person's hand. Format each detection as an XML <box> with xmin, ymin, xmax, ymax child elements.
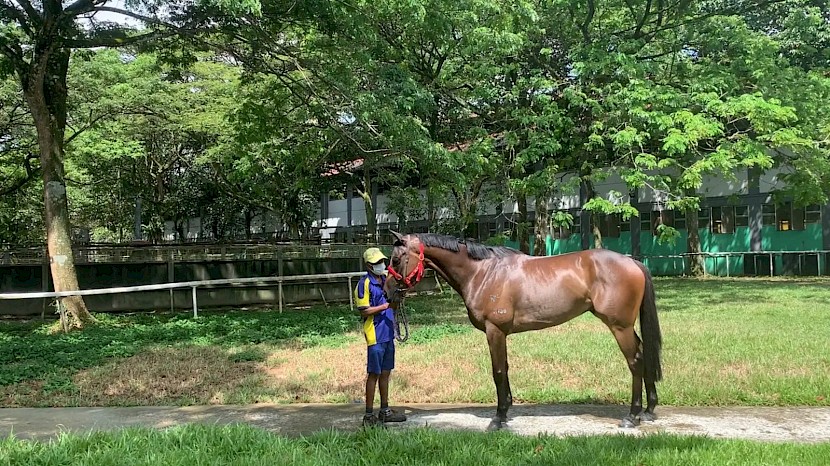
<box><xmin>360</xmin><ymin>303</ymin><xmax>389</xmax><ymax>318</ymax></box>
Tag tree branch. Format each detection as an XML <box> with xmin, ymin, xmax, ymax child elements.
<box><xmin>64</xmin><ymin>29</ymin><xmax>175</xmax><ymax>49</ymax></box>
<box><xmin>82</xmin><ymin>5</ymin><xmax>171</xmax><ymax>27</ymax></box>
<box><xmin>583</xmin><ymin>0</ymin><xmax>595</xmax><ymax>42</ymax></box>
<box><xmin>635</xmin><ymin>0</ymin><xmax>653</xmax><ymax>38</ymax></box>
<box><xmin>13</xmin><ymin>0</ymin><xmax>39</xmax><ymax>25</ymax></box>
<box><xmin>65</xmin><ymin>108</ymin><xmax>160</xmax><ymax>145</ymax></box>
<box><xmin>0</xmin><ymin>153</ymin><xmax>40</xmax><ymax>196</ymax></box>
<box><xmin>1</xmin><ymin>2</ymin><xmax>32</xmax><ymax>35</ymax></box>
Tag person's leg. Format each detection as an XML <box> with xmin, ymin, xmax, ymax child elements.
<box><xmin>378</xmin><ymin>341</ymin><xmax>394</xmax><ymax>409</ymax></box>
<box><xmin>377</xmin><ymin>342</ymin><xmax>406</xmax><ymax>423</ymax></box>
<box><xmin>364</xmin><ymin>344</ymin><xmax>382</xmax><ymax>426</ymax></box>
<box><xmin>378</xmin><ymin>370</ymin><xmax>390</xmax><ymax>410</ymax></box>
<box><xmin>365</xmin><ymin>373</ymin><xmax>379</xmax><ymax>414</ymax></box>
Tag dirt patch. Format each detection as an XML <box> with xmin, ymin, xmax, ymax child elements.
<box><xmin>2</xmin><ymin>404</ymin><xmax>830</xmax><ymax>443</ymax></box>
<box><xmin>74</xmin><ymin>346</ymin><xmax>261</xmax><ymax>406</ymax></box>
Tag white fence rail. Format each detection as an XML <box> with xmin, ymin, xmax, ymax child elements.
<box><xmin>0</xmin><ymin>272</ymin><xmax>369</xmax><ymax>318</ymax></box>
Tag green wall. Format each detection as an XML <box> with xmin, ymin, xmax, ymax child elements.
<box><xmin>639</xmin><ymin>231</ymin><xmax>687</xmax><ymax>276</ymax></box>
<box><xmin>698</xmin><ymin>227</ymin><xmax>751</xmax><ymax>275</ymax></box>
<box><xmin>502</xmin><ymin>222</ymin><xmax>823</xmax><ymax>276</ymax></box>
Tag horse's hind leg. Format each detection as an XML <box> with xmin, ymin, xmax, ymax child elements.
<box><xmin>643</xmin><ymin>379</ymin><xmax>658</xmax><ymax>421</ymax></box>
<box><xmin>610</xmin><ymin>325</ymin><xmax>645</xmax><ymax>428</ymax></box>
<box><xmin>485</xmin><ymin>322</ymin><xmax>512</xmax><ymax>431</ymax></box>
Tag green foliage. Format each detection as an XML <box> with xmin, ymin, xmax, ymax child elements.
<box><xmin>3</xmin><ymin>0</ymin><xmax>830</xmax><ymax>250</ymax></box>
<box><xmin>551</xmin><ymin>211</ymin><xmax>574</xmax><ymax>229</ymax></box>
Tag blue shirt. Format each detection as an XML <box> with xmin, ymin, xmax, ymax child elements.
<box><xmin>354</xmin><ymin>273</ymin><xmax>395</xmax><ymax>346</ymax></box>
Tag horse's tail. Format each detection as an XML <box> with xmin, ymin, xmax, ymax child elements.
<box><xmin>636</xmin><ymin>261</ymin><xmax>663</xmax><ymax>382</ymax></box>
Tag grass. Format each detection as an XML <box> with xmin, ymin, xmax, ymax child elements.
<box><xmin>2</xmin><ymin>424</ymin><xmax>829</xmax><ymax>465</ymax></box>
<box><xmin>1</xmin><ymin>277</ymin><xmax>829</xmax><ymax>408</ymax></box>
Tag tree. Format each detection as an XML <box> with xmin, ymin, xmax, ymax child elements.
<box><xmin>0</xmin><ymin>0</ymin><xmax>257</xmax><ymax>329</ymax></box>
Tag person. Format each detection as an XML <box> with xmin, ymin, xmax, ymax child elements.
<box><xmin>354</xmin><ymin>247</ymin><xmax>407</xmax><ymax>427</ymax></box>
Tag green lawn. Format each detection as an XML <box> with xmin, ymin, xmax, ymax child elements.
<box><xmin>1</xmin><ymin>277</ymin><xmax>829</xmax><ymax>407</ymax></box>
<box><xmin>2</xmin><ymin>424</ymin><xmax>829</xmax><ymax>466</ymax></box>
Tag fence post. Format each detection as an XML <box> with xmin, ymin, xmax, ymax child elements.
<box><xmin>41</xmin><ymin>257</ymin><xmax>49</xmax><ymax>320</ymax></box>
<box><xmin>168</xmin><ymin>251</ymin><xmax>175</xmax><ymax>312</ymax></box>
<box><xmin>348</xmin><ymin>276</ymin><xmax>353</xmax><ymax>313</ymax></box>
<box><xmin>726</xmin><ymin>255</ymin><xmax>730</xmax><ymax>278</ymax></box>
<box><xmin>278</xmin><ymin>257</ymin><xmax>284</xmax><ymax>313</ymax></box>
<box><xmin>278</xmin><ymin>281</ymin><xmax>284</xmax><ymax>313</ymax></box>
<box><xmin>769</xmin><ymin>253</ymin><xmax>774</xmax><ymax>277</ymax></box>
<box><xmin>191</xmin><ymin>286</ymin><xmax>198</xmax><ymax>318</ymax></box>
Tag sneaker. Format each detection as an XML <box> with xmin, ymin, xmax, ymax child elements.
<box><xmin>378</xmin><ymin>408</ymin><xmax>407</xmax><ymax>423</ymax></box>
<box><xmin>362</xmin><ymin>413</ymin><xmax>382</xmax><ymax>427</ymax></box>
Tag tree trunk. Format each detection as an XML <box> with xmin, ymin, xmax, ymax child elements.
<box><xmin>23</xmin><ymin>47</ymin><xmax>95</xmax><ymax>330</ymax></box>
<box><xmin>244</xmin><ymin>209</ymin><xmax>253</xmax><ymax>240</ymax></box>
<box><xmin>534</xmin><ymin>195</ymin><xmax>550</xmax><ymax>256</ymax></box>
<box><xmin>592</xmin><ymin>215</ymin><xmax>603</xmax><ymax>249</ymax></box>
<box><xmin>360</xmin><ymin>170</ymin><xmax>377</xmax><ymax>242</ymax></box>
<box><xmin>583</xmin><ymin>179</ymin><xmax>603</xmax><ymax>249</ymax></box>
<box><xmin>516</xmin><ymin>192</ymin><xmax>530</xmax><ymax>254</ymax></box>
<box><xmin>427</xmin><ymin>189</ymin><xmax>435</xmax><ymax>232</ymax></box>
<box><xmin>685</xmin><ymin>197</ymin><xmax>705</xmax><ymax>276</ymax></box>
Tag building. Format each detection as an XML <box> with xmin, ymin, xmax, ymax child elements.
<box><xmin>315</xmin><ymin>165</ymin><xmax>827</xmax><ymax>276</ymax></box>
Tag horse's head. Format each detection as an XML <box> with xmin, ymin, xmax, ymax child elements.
<box><xmin>384</xmin><ymin>230</ymin><xmax>426</xmax><ymax>302</ymax></box>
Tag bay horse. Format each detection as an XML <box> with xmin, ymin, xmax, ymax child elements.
<box><xmin>384</xmin><ymin>231</ymin><xmax>662</xmax><ymax>431</ymax></box>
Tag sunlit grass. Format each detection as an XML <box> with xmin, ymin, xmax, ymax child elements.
<box><xmin>2</xmin><ymin>424</ymin><xmax>829</xmax><ymax>466</ymax></box>
<box><xmin>2</xmin><ymin>278</ymin><xmax>829</xmax><ymax>407</ymax></box>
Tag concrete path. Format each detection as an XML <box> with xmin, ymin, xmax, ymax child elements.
<box><xmin>2</xmin><ymin>404</ymin><xmax>829</xmax><ymax>444</ymax></box>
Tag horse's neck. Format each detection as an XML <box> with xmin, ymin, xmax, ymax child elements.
<box><xmin>424</xmin><ymin>246</ymin><xmax>481</xmax><ymax>296</ymax></box>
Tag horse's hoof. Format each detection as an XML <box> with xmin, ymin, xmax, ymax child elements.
<box><xmin>486</xmin><ymin>419</ymin><xmax>504</xmax><ymax>431</ymax></box>
<box><xmin>641</xmin><ymin>411</ymin><xmax>657</xmax><ymax>422</ymax></box>
<box><xmin>619</xmin><ymin>415</ymin><xmax>641</xmax><ymax>428</ymax></box>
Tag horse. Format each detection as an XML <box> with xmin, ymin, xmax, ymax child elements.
<box><xmin>384</xmin><ymin>231</ymin><xmax>663</xmax><ymax>431</ymax></box>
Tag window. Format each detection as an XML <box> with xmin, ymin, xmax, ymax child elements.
<box><xmin>711</xmin><ymin>206</ymin><xmax>735</xmax><ymax>234</ymax></box>
<box><xmin>620</xmin><ymin>215</ymin><xmax>631</xmax><ymax>232</ymax></box>
<box><xmin>640</xmin><ymin>211</ymin><xmax>652</xmax><ymax>234</ymax></box>
<box><xmin>652</xmin><ymin>210</ymin><xmax>674</xmax><ymax>236</ymax></box>
<box><xmin>599</xmin><ymin>214</ymin><xmax>621</xmax><ymax>238</ymax></box>
<box><xmin>762</xmin><ymin>204</ymin><xmax>776</xmax><ymax>226</ymax></box>
<box><xmin>806</xmin><ymin>205</ymin><xmax>821</xmax><ymax>224</ymax></box>
<box><xmin>480</xmin><ymin>221</ymin><xmax>498</xmax><ymax>241</ymax></box>
<box><xmin>735</xmin><ymin>206</ymin><xmax>749</xmax><ymax>227</ymax></box>
<box><xmin>553</xmin><ymin>212</ymin><xmax>580</xmax><ymax>239</ymax></box>
<box><xmin>674</xmin><ymin>212</ymin><xmax>686</xmax><ymax>230</ymax></box>
<box><xmin>698</xmin><ymin>208</ymin><xmax>711</xmax><ymax>229</ymax></box>
<box><xmin>776</xmin><ymin>202</ymin><xmax>792</xmax><ymax>231</ymax></box>
<box><xmin>792</xmin><ymin>205</ymin><xmax>805</xmax><ymax>231</ymax></box>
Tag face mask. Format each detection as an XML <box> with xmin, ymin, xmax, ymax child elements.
<box><xmin>372</xmin><ymin>262</ymin><xmax>386</xmax><ymax>275</ymax></box>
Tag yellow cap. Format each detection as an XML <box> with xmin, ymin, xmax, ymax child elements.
<box><xmin>363</xmin><ymin>247</ymin><xmax>387</xmax><ymax>264</ymax></box>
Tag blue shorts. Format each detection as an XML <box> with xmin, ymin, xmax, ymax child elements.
<box><xmin>367</xmin><ymin>340</ymin><xmax>395</xmax><ymax>374</ymax></box>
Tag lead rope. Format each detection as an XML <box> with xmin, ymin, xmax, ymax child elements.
<box><xmin>394</xmin><ymin>297</ymin><xmax>410</xmax><ymax>343</ymax></box>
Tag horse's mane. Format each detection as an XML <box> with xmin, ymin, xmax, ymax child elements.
<box><xmin>414</xmin><ymin>233</ymin><xmax>524</xmax><ymax>261</ymax></box>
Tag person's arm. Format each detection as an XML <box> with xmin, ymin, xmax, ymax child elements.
<box><xmin>360</xmin><ymin>302</ymin><xmax>389</xmax><ymax>318</ymax></box>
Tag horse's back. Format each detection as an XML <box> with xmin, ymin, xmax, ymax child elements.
<box><xmin>521</xmin><ymin>248</ymin><xmax>646</xmax><ymax>320</ymax></box>
<box><xmin>527</xmin><ymin>248</ymin><xmax>641</xmax><ymax>275</ymax></box>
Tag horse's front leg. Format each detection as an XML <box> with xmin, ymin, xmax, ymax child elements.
<box><xmin>485</xmin><ymin>322</ymin><xmax>511</xmax><ymax>431</ymax></box>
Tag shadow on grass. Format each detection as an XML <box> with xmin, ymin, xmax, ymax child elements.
<box><xmin>0</xmin><ymin>291</ymin><xmax>470</xmax><ymax>388</ymax></box>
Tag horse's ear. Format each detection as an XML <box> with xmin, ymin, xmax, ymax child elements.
<box><xmin>390</xmin><ymin>230</ymin><xmax>405</xmax><ymax>246</ymax></box>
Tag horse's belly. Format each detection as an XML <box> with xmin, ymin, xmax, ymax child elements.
<box><xmin>511</xmin><ymin>295</ymin><xmax>591</xmax><ymax>332</ymax></box>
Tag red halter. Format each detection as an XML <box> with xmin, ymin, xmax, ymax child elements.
<box><xmin>387</xmin><ymin>243</ymin><xmax>425</xmax><ymax>289</ymax></box>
